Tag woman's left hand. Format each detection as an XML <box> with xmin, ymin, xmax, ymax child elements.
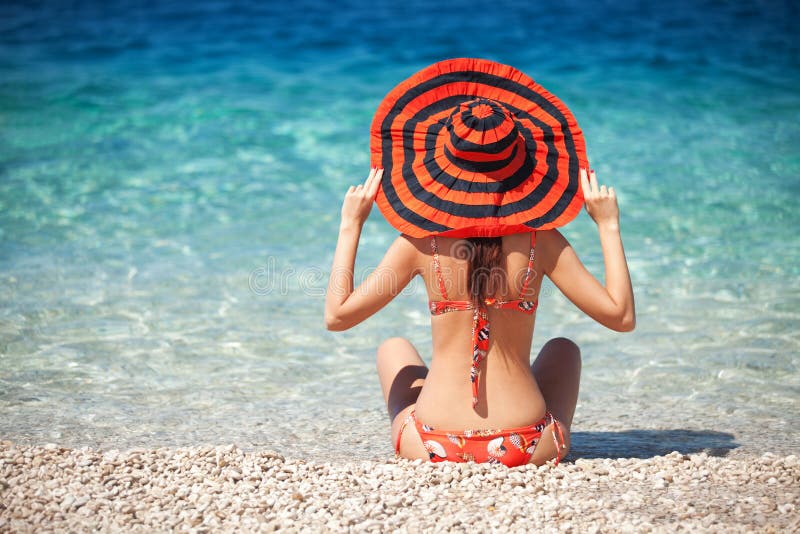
<box><xmin>340</xmin><ymin>168</ymin><xmax>383</xmax><ymax>227</ymax></box>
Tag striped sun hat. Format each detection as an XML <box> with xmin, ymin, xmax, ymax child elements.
<box><xmin>370</xmin><ymin>58</ymin><xmax>589</xmax><ymax>238</ymax></box>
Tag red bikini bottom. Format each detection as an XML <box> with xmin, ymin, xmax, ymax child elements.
<box><xmin>395</xmin><ymin>410</ymin><xmax>565</xmax><ymax>467</ymax></box>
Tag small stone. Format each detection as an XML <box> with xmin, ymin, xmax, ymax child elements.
<box><xmin>60</xmin><ymin>494</ymin><xmax>75</xmax><ymax>511</ymax></box>
<box><xmin>385</xmin><ymin>496</ymin><xmax>402</xmax><ymax>507</ymax></box>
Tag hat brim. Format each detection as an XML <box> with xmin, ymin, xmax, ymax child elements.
<box><xmin>370</xmin><ymin>58</ymin><xmax>588</xmax><ymax>238</ymax></box>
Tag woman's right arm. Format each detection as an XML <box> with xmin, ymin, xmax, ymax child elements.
<box><xmin>539</xmin><ymin>169</ymin><xmax>635</xmax><ymax>332</ymax></box>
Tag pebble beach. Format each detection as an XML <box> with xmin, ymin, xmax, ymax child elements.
<box><xmin>2</xmin><ymin>442</ymin><xmax>798</xmax><ymax>532</ymax></box>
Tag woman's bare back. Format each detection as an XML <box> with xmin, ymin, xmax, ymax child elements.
<box><xmin>411</xmin><ymin>232</ymin><xmax>549</xmax><ymax>430</ymax></box>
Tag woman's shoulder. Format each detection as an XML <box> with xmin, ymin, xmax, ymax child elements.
<box><xmin>535</xmin><ymin>228</ymin><xmax>568</xmax><ymax>247</ymax></box>
<box><xmin>397</xmin><ymin>234</ymin><xmax>430</xmax><ymax>253</ymax></box>
<box><xmin>532</xmin><ymin>228</ymin><xmax>575</xmax><ymax>274</ymax></box>
<box><xmin>389</xmin><ymin>234</ymin><xmax>430</xmax><ymax>269</ymax></box>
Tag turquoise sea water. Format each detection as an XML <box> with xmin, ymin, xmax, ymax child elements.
<box><xmin>1</xmin><ymin>0</ymin><xmax>798</xmax><ymax>460</ymax></box>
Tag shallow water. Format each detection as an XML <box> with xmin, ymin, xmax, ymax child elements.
<box><xmin>1</xmin><ymin>0</ymin><xmax>798</xmax><ymax>460</ymax></box>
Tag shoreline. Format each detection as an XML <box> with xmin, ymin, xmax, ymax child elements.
<box><xmin>1</xmin><ymin>441</ymin><xmax>798</xmax><ymax>531</ymax></box>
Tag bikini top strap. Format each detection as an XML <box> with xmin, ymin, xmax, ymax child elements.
<box><xmin>430</xmin><ymin>236</ymin><xmax>449</xmax><ymax>300</ymax></box>
<box><xmin>519</xmin><ymin>231</ymin><xmax>537</xmax><ymax>298</ymax></box>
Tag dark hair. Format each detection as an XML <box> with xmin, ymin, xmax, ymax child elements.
<box><xmin>466</xmin><ymin>237</ymin><xmax>505</xmax><ymax>306</ymax></box>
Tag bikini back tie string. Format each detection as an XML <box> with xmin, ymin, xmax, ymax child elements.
<box><xmin>428</xmin><ymin>234</ymin><xmax>538</xmax><ymax>408</ymax></box>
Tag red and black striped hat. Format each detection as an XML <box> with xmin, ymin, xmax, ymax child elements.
<box><xmin>371</xmin><ymin>58</ymin><xmax>589</xmax><ymax>238</ymax></box>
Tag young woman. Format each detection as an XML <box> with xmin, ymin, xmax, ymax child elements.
<box><xmin>325</xmin><ymin>59</ymin><xmax>635</xmax><ymax>466</ymax></box>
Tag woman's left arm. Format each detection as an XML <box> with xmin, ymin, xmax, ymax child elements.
<box><xmin>325</xmin><ymin>169</ymin><xmax>420</xmax><ymax>331</ymax></box>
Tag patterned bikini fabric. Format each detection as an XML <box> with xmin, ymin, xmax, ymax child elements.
<box><xmin>395</xmin><ymin>409</ymin><xmax>564</xmax><ymax>467</ymax></box>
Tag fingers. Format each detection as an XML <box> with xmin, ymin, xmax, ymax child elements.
<box><xmin>580</xmin><ymin>168</ymin><xmax>590</xmax><ymax>197</ymax></box>
<box><xmin>579</xmin><ymin>167</ymin><xmax>620</xmax><ymax>225</ymax></box>
<box><xmin>367</xmin><ymin>168</ymin><xmax>383</xmax><ymax>198</ymax></box>
<box><xmin>362</xmin><ymin>167</ymin><xmax>381</xmax><ymax>190</ymax></box>
<box><xmin>581</xmin><ymin>168</ymin><xmax>599</xmax><ymax>196</ymax></box>
<box><xmin>348</xmin><ymin>168</ymin><xmax>384</xmax><ymax>196</ymax></box>
<box><xmin>580</xmin><ymin>168</ymin><xmax>601</xmax><ymax>197</ymax></box>
<box><xmin>581</xmin><ymin>168</ymin><xmax>615</xmax><ymax>198</ymax></box>
<box><xmin>364</xmin><ymin>167</ymin><xmax>377</xmax><ymax>190</ymax></box>
<box><xmin>589</xmin><ymin>169</ymin><xmax>599</xmax><ymax>195</ymax></box>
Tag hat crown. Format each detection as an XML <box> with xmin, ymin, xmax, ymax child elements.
<box><xmin>443</xmin><ymin>98</ymin><xmax>526</xmax><ymax>176</ymax></box>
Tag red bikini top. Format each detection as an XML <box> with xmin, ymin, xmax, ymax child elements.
<box><xmin>428</xmin><ymin>232</ymin><xmax>539</xmax><ymax>408</ymax></box>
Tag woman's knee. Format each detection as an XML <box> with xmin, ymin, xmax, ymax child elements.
<box><xmin>543</xmin><ymin>337</ymin><xmax>581</xmax><ymax>367</ymax></box>
<box><xmin>376</xmin><ymin>337</ymin><xmax>413</xmax><ymax>365</ymax></box>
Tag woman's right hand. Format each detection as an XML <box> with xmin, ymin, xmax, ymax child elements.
<box><xmin>580</xmin><ymin>168</ymin><xmax>619</xmax><ymax>228</ymax></box>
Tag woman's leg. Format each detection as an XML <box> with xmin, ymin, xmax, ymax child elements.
<box><xmin>528</xmin><ymin>337</ymin><xmax>582</xmax><ymax>465</ymax></box>
<box><xmin>376</xmin><ymin>337</ymin><xmax>429</xmax><ymax>460</ymax></box>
